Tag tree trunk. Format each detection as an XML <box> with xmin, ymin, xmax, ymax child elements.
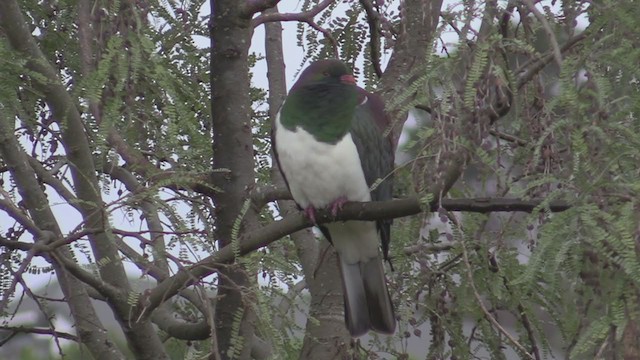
<box><xmin>300</xmin><ymin>243</ymin><xmax>355</xmax><ymax>360</ymax></box>
<box><xmin>210</xmin><ymin>1</ymin><xmax>260</xmax><ymax>358</ymax></box>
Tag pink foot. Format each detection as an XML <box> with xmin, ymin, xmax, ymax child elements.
<box><xmin>303</xmin><ymin>206</ymin><xmax>317</xmax><ymax>224</ymax></box>
<box><xmin>329</xmin><ymin>196</ymin><xmax>348</xmax><ymax>217</ymax></box>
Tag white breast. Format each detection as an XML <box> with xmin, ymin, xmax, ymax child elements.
<box><xmin>274</xmin><ymin>112</ymin><xmax>371</xmax><ymax>209</ymax></box>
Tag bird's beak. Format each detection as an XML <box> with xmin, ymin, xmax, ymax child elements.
<box><xmin>340</xmin><ymin>74</ymin><xmax>356</xmax><ymax>85</ymax></box>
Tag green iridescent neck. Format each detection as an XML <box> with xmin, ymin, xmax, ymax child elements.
<box><xmin>280</xmin><ymin>83</ymin><xmax>359</xmax><ymax>144</ymax></box>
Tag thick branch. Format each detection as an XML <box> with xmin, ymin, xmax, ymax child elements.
<box><xmin>142</xmin><ymin>196</ymin><xmax>570</xmax><ymax>316</ymax></box>
<box><xmin>151</xmin><ymin>305</ymin><xmax>210</xmax><ymax>340</ymax></box>
<box><xmin>241</xmin><ymin>0</ymin><xmax>281</xmax><ymax>18</ymax></box>
<box><xmin>0</xmin><ymin>235</ymin><xmax>32</xmax><ymax>251</ymax></box>
<box><xmin>50</xmin><ymin>251</ymin><xmax>124</xmax><ymax>302</ymax></box>
<box><xmin>359</xmin><ymin>0</ymin><xmax>383</xmax><ymax>78</ymax></box>
<box><xmin>251</xmin><ymin>184</ymin><xmax>292</xmax><ymax>208</ymax></box>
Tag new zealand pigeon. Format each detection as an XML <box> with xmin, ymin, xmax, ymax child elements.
<box><xmin>272</xmin><ymin>59</ymin><xmax>396</xmax><ymax>336</ymax></box>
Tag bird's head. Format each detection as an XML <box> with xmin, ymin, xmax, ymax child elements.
<box><xmin>293</xmin><ymin>59</ymin><xmax>356</xmax><ymax>90</ymax></box>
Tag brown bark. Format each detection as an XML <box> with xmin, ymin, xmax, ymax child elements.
<box><xmin>300</xmin><ymin>244</ymin><xmax>355</xmax><ymax>360</ymax></box>
<box><xmin>210</xmin><ymin>1</ymin><xmax>261</xmax><ymax>358</ymax></box>
<box><xmin>623</xmin><ymin>319</ymin><xmax>640</xmax><ymax>360</ymax></box>
<box><xmin>378</xmin><ymin>0</ymin><xmax>444</xmax><ymax>146</ymax></box>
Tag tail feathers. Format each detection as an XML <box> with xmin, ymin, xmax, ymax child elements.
<box><xmin>338</xmin><ymin>254</ymin><xmax>396</xmax><ymax>337</ymax></box>
<box><xmin>362</xmin><ymin>256</ymin><xmax>396</xmax><ymax>334</ymax></box>
<box><xmin>339</xmin><ymin>261</ymin><xmax>370</xmax><ymax>337</ymax></box>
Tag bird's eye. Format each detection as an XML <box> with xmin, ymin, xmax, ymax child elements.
<box><xmin>322</xmin><ymin>71</ymin><xmax>330</xmax><ymax>77</ymax></box>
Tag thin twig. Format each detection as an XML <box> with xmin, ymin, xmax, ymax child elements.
<box><xmin>306</xmin><ymin>21</ymin><xmax>339</xmax><ymax>58</ymax></box>
<box><xmin>489</xmin><ymin>129</ymin><xmax>528</xmax><ymax>146</ymax></box>
<box><xmin>0</xmin><ymin>233</ymin><xmax>53</xmax><ymax>314</ymax></box>
<box><xmin>251</xmin><ymin>0</ymin><xmax>338</xmax><ymax>57</ymax></box>
<box><xmin>403</xmin><ymin>241</ymin><xmax>455</xmax><ymax>255</ymax></box>
<box><xmin>273</xmin><ymin>279</ymin><xmax>307</xmax><ymax>330</ymax></box>
<box><xmin>15</xmin><ymin>274</ymin><xmax>66</xmax><ymax>356</ymax></box>
<box><xmin>486</xmin><ymin>253</ymin><xmax>542</xmax><ymax>360</ymax></box>
<box><xmin>0</xmin><ymin>326</ymin><xmax>77</xmax><ymax>342</ymax></box>
<box><xmin>0</xmin><ymin>195</ymin><xmax>42</xmax><ymax>239</ymax></box>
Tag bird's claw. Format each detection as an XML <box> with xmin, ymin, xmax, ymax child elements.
<box><xmin>304</xmin><ymin>206</ymin><xmax>317</xmax><ymax>224</ymax></box>
<box><xmin>329</xmin><ymin>196</ymin><xmax>348</xmax><ymax>217</ymax></box>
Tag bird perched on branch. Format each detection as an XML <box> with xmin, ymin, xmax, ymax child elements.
<box><xmin>272</xmin><ymin>59</ymin><xmax>396</xmax><ymax>336</ymax></box>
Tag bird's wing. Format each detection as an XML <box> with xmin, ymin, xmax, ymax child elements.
<box><xmin>350</xmin><ymin>89</ymin><xmax>395</xmax><ymax>263</ymax></box>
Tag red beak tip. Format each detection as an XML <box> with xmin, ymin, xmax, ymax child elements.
<box><xmin>341</xmin><ymin>74</ymin><xmax>356</xmax><ymax>85</ymax></box>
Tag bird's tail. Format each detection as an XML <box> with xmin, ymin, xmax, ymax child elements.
<box><xmin>338</xmin><ymin>252</ymin><xmax>396</xmax><ymax>337</ymax></box>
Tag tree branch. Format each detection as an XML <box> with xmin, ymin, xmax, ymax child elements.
<box><xmin>251</xmin><ymin>0</ymin><xmax>335</xmax><ymax>28</ymax></box>
<box><xmin>459</xmin><ymin>218</ymin><xmax>534</xmax><ymax>359</ymax></box>
<box><xmin>241</xmin><ymin>0</ymin><xmax>281</xmax><ymax>18</ymax></box>
<box><xmin>0</xmin><ymin>235</ymin><xmax>51</xmax><ymax>314</ymax></box>
<box><xmin>100</xmin><ymin>161</ymin><xmax>172</xmax><ymax>273</ymax></box>
<box><xmin>0</xmin><ymin>326</ymin><xmax>78</xmax><ymax>343</ymax></box>
<box><xmin>359</xmin><ymin>0</ymin><xmax>383</xmax><ymax>78</ymax></box>
<box><xmin>490</xmin><ymin>129</ymin><xmax>529</xmax><ymax>147</ymax></box>
<box><xmin>0</xmin><ymin>197</ymin><xmax>42</xmax><ymax>239</ymax></box>
<box><xmin>250</xmin><ymin>184</ymin><xmax>292</xmax><ymax>208</ymax></box>
<box><xmin>151</xmin><ymin>305</ymin><xmax>210</xmax><ymax>340</ymax></box>
<box><xmin>252</xmin><ymin>0</ymin><xmax>338</xmax><ymax>56</ymax></box>
<box><xmin>0</xmin><ymin>235</ymin><xmax>32</xmax><ymax>251</ymax></box>
<box><xmin>210</xmin><ymin>1</ymin><xmax>262</xmax><ymax>356</ymax></box>
<box><xmin>50</xmin><ymin>251</ymin><xmax>124</xmax><ymax>303</ymax></box>
<box><xmin>523</xmin><ymin>0</ymin><xmax>562</xmax><ymax>67</ymax></box>
<box><xmin>516</xmin><ymin>32</ymin><xmax>587</xmax><ymax>90</ymax></box>
<box><xmin>27</xmin><ymin>157</ymin><xmax>80</xmax><ymax>212</ymax></box>
<box><xmin>262</xmin><ymin>3</ymin><xmax>320</xmax><ymax>282</ymax></box>
<box><xmin>141</xmin><ymin>196</ymin><xmax>571</xmax><ymax>317</ymax></box>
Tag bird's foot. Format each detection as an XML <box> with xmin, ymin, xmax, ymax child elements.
<box><xmin>303</xmin><ymin>206</ymin><xmax>317</xmax><ymax>224</ymax></box>
<box><xmin>329</xmin><ymin>196</ymin><xmax>348</xmax><ymax>217</ymax></box>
